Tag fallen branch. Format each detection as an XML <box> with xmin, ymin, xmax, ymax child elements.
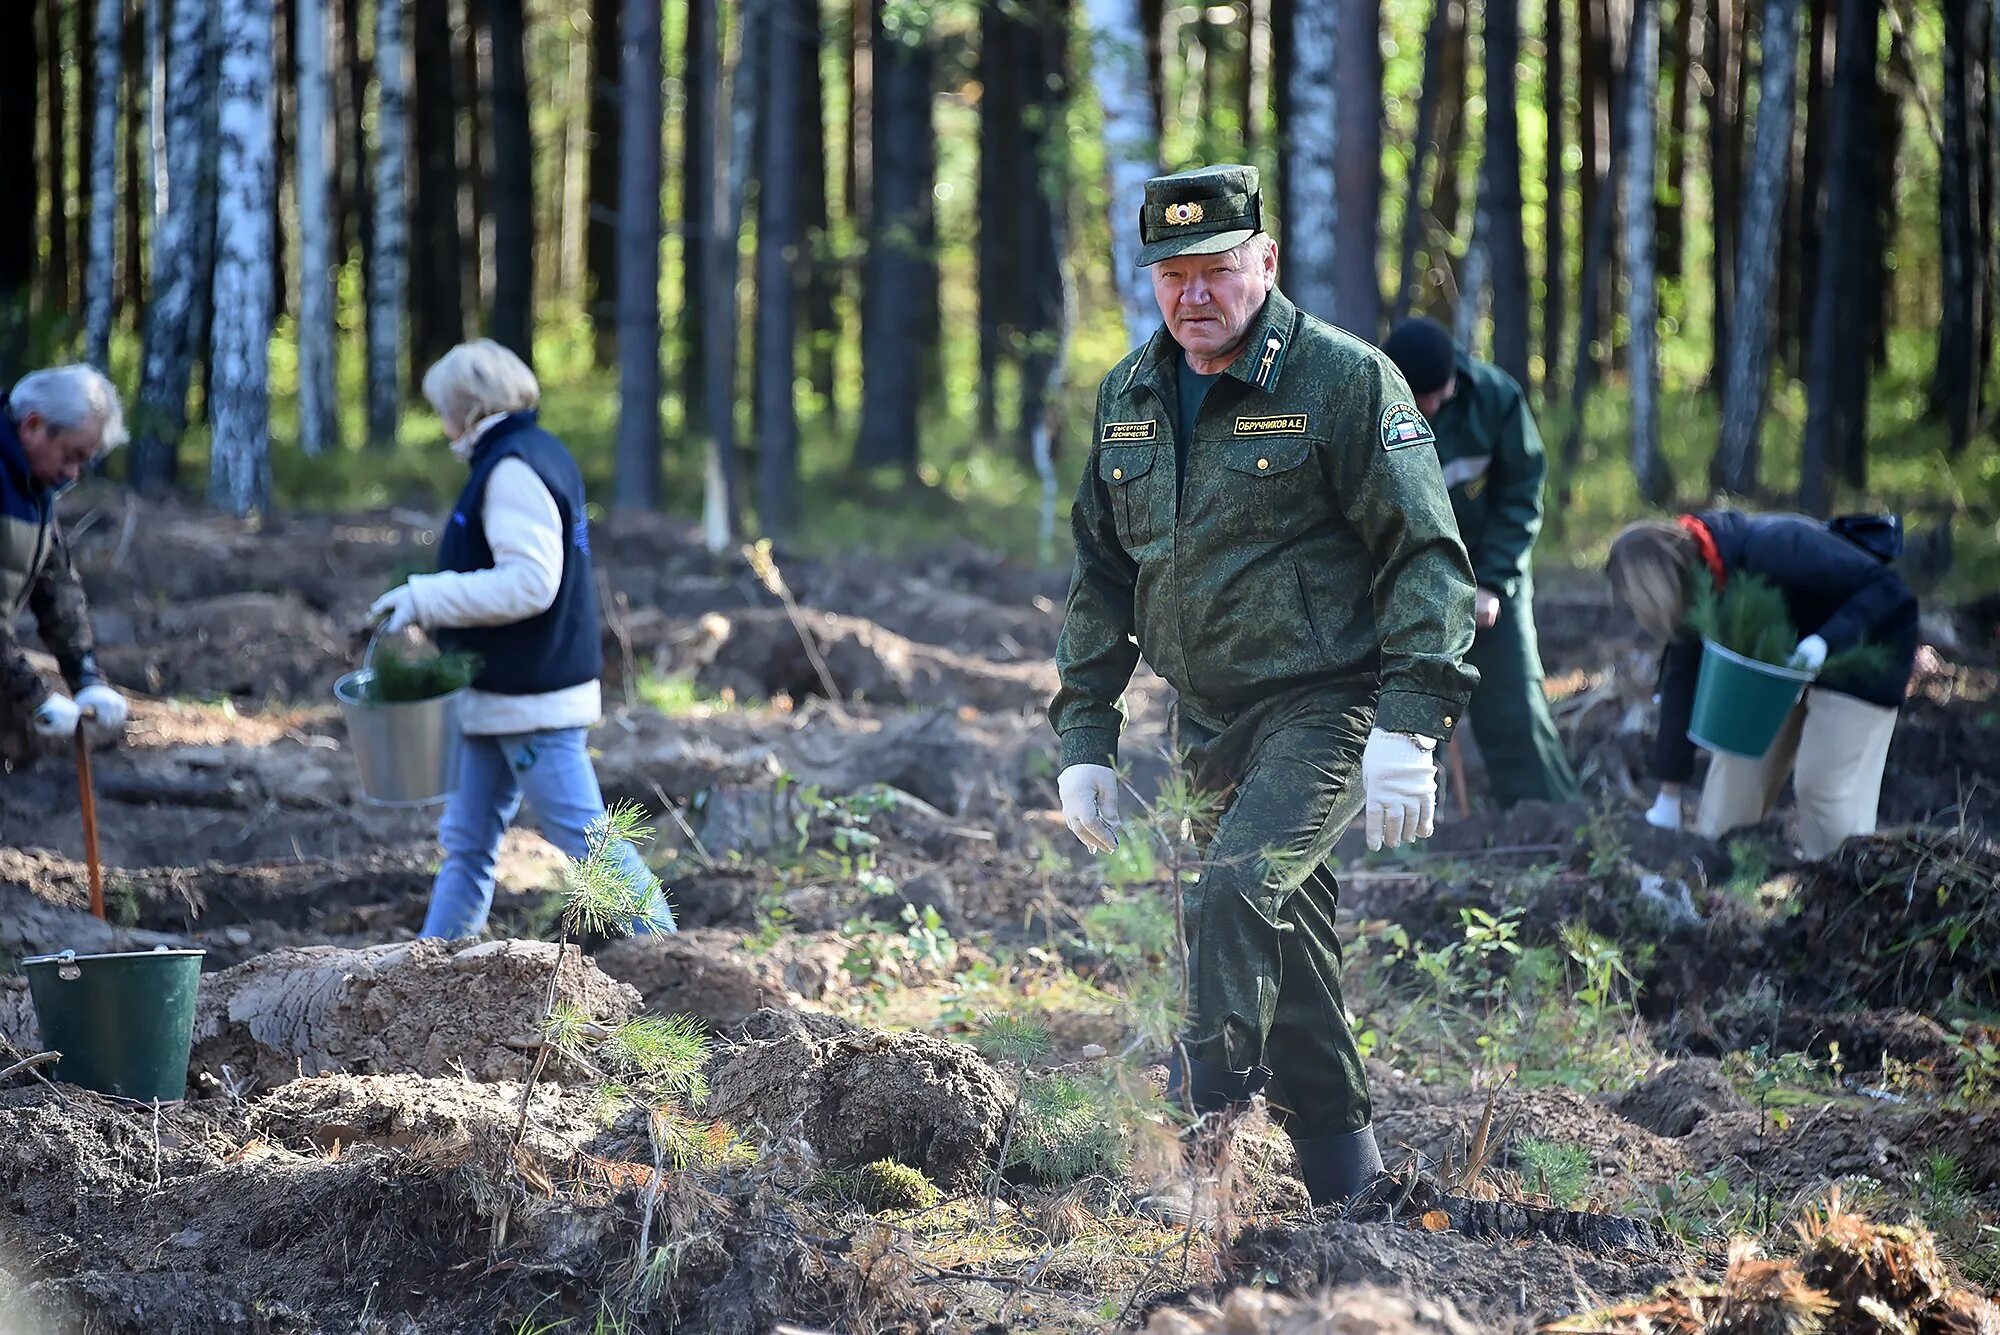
<box><xmin>0</xmin><ymin>1051</ymin><xmax>60</xmax><ymax>1084</ymax></box>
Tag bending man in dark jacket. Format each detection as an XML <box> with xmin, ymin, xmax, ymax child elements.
<box><xmin>2</xmin><ymin>366</ymin><xmax>130</xmax><ymax>766</ymax></box>
<box><xmin>1607</xmin><ymin>511</ymin><xmax>1917</xmax><ymax>858</ymax></box>
<box><xmin>1383</xmin><ymin>318</ymin><xmax>1580</xmax><ymax>806</ymax></box>
<box><xmin>1050</xmin><ymin>166</ymin><xmax>1478</xmax><ymax>1210</ymax></box>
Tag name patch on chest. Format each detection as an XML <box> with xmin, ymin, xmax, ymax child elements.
<box><xmin>1101</xmin><ymin>420</ymin><xmax>1158</xmax><ymax>442</ymax></box>
<box><xmin>1379</xmin><ymin>402</ymin><xmax>1436</xmax><ymax>450</ymax></box>
<box><xmin>1234</xmin><ymin>414</ymin><xmax>1309</xmax><ymax>436</ymax></box>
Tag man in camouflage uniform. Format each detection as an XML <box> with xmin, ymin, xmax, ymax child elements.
<box><xmin>1049</xmin><ymin>166</ymin><xmax>1478</xmax><ymax>1206</ymax></box>
<box><xmin>2</xmin><ymin>366</ymin><xmax>130</xmax><ymax>766</ymax></box>
<box><xmin>1383</xmin><ymin>317</ymin><xmax>1579</xmax><ymax>807</ymax></box>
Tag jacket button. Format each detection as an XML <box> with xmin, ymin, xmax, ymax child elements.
<box><xmin>1112</xmin><ymin>468</ymin><xmax>1123</xmax><ymax>480</ymax></box>
<box><xmin>1444</xmin><ymin>715</ymin><xmax>1454</xmax><ymax>727</ymax></box>
<box><xmin>1257</xmin><ymin>458</ymin><xmax>1270</xmax><ymax>471</ymax></box>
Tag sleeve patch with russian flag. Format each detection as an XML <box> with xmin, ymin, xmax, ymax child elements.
<box><xmin>1379</xmin><ymin>402</ymin><xmax>1436</xmax><ymax>451</ymax></box>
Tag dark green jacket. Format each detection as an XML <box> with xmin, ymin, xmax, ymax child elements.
<box><xmin>1050</xmin><ymin>288</ymin><xmax>1479</xmax><ymax>769</ymax></box>
<box><xmin>1428</xmin><ymin>353</ymin><xmax>1546</xmax><ymax>599</ymax></box>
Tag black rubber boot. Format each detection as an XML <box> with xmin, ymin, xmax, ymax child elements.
<box><xmin>1164</xmin><ymin>1047</ymin><xmax>1271</xmax><ymax>1117</ymax></box>
<box><xmin>1291</xmin><ymin>1124</ymin><xmax>1385</xmax><ymax>1207</ymax></box>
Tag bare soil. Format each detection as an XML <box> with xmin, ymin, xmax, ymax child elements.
<box><xmin>3</xmin><ymin>496</ymin><xmax>1997</xmax><ymax>1332</ymax></box>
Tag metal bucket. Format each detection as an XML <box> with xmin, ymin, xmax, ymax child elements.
<box><xmin>23</xmin><ymin>946</ymin><xmax>206</xmax><ymax>1102</ymax></box>
<box><xmin>336</xmin><ymin>669</ymin><xmax>465</xmax><ymax>806</ymax></box>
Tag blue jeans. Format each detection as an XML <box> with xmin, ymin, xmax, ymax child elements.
<box><xmin>422</xmin><ymin>728</ymin><xmax>675</xmax><ymax>939</ymax></box>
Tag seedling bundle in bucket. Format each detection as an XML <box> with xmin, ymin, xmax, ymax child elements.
<box><xmin>334</xmin><ymin>631</ymin><xmax>479</xmax><ymax>806</ymax></box>
<box><xmin>1684</xmin><ymin>575</ymin><xmax>1887</xmax><ymax>758</ymax></box>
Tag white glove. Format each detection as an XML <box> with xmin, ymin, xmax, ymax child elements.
<box><xmin>1645</xmin><ymin>789</ymin><xmax>1682</xmax><ymax>830</ymax></box>
<box><xmin>370</xmin><ymin>585</ymin><xmax>420</xmax><ymax>634</ymax></box>
<box><xmin>30</xmin><ymin>693</ymin><xmax>80</xmax><ymax>740</ymax></box>
<box><xmin>1057</xmin><ymin>763</ymin><xmax>1120</xmax><ymax>854</ymax></box>
<box><xmin>1361</xmin><ymin>729</ymin><xmax>1437</xmax><ymax>851</ymax></box>
<box><xmin>75</xmin><ymin>683</ymin><xmax>128</xmax><ymax>738</ymax></box>
<box><xmin>1791</xmin><ymin>635</ymin><xmax>1828</xmax><ymax>672</ymax></box>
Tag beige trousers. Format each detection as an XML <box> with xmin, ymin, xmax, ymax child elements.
<box><xmin>1695</xmin><ymin>687</ymin><xmax>1899</xmax><ymax>859</ymax></box>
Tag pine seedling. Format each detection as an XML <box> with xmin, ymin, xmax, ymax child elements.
<box><xmin>603</xmin><ymin>1015</ymin><xmax>713</xmax><ymax>1105</ymax></box>
<box><xmin>358</xmin><ymin>643</ymin><xmax>481</xmax><ymax>703</ymax></box>
<box><xmin>561</xmin><ymin>804</ymin><xmax>664</xmax><ymax>938</ymax></box>
<box><xmin>1006</xmin><ymin>1073</ymin><xmax>1131</xmax><ymax>1186</ymax></box>
<box><xmin>1688</xmin><ymin>573</ymin><xmax>1893</xmax><ymax>676</ymax></box>
<box><xmin>979</xmin><ymin>1012</ymin><xmax>1054</xmax><ymax>1221</ymax></box>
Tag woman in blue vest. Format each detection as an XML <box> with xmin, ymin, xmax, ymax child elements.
<box><xmin>371</xmin><ymin>340</ymin><xmax>674</xmax><ymax>938</ymax></box>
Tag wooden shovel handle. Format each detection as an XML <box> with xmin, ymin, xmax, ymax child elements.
<box><xmin>74</xmin><ymin>729</ymin><xmax>104</xmax><ymax>921</ymax></box>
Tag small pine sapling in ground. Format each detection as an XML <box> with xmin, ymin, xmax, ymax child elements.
<box><xmin>977</xmin><ymin>1014</ymin><xmax>1053</xmax><ymax>1221</ymax></box>
<box><xmin>1514</xmin><ymin>1137</ymin><xmax>1593</xmax><ymax>1208</ymax></box>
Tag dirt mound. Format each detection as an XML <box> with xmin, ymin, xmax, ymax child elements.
<box><xmin>102</xmin><ymin>592</ymin><xmax>349</xmax><ymax>703</ymax></box>
<box><xmin>1375</xmin><ymin>1084</ymin><xmax>1691</xmax><ymax>1198</ymax></box>
<box><xmin>1146</xmin><ymin>1284</ymin><xmax>1494</xmax><ymax>1334</ymax></box>
<box><xmin>1612</xmin><ymin>1058</ymin><xmax>1753</xmax><ymax>1138</ymax></box>
<box><xmin>1219</xmin><ymin>1216</ymin><xmax>1681</xmax><ymax>1326</ymax></box>
<box><xmin>1682</xmin><ymin>1100</ymin><xmax>2000</xmax><ymax>1200</ymax></box>
<box><xmin>189</xmin><ymin>938</ymin><xmax>640</xmax><ymax>1093</ymax></box>
<box><xmin>704</xmin><ymin>1024</ymin><xmax>1012</xmax><ymax>1191</ymax></box>
<box><xmin>592</xmin><ymin>929</ymin><xmax>844</xmax><ymax>1032</ymax></box>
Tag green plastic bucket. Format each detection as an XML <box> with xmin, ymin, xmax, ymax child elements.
<box><xmin>1687</xmin><ymin>638</ymin><xmax>1816</xmax><ymax>759</ymax></box>
<box><xmin>21</xmin><ymin>947</ymin><xmax>205</xmax><ymax>1102</ymax></box>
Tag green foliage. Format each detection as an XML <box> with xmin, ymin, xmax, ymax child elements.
<box><xmin>633</xmin><ymin>670</ymin><xmax>734</xmax><ymax>717</ymax></box>
<box><xmin>602</xmin><ymin>1015</ymin><xmax>713</xmax><ymax>1105</ymax></box>
<box><xmin>976</xmin><ymin>1014</ymin><xmax>1053</xmax><ymax>1066</ymax></box>
<box><xmin>1005</xmin><ymin>1073</ymin><xmax>1129</xmax><ymax>1186</ymax></box>
<box><xmin>1917</xmin><ymin>1152</ymin><xmax>1974</xmax><ymax>1225</ymax></box>
<box><xmin>1077</xmin><ymin>891</ymin><xmax>1176</xmax><ymax>974</ymax></box>
<box><xmin>1514</xmin><ymin>1138</ymin><xmax>1593</xmax><ymax>1208</ymax></box>
<box><xmin>1688</xmin><ymin>573</ymin><xmax>1892</xmax><ymax>677</ymax></box>
<box><xmin>354</xmin><ymin>643</ymin><xmax>481</xmax><ymax>703</ymax></box>
<box><xmin>854</xmin><ymin>1159</ymin><xmax>943</xmax><ymax>1212</ymax></box>
<box><xmin>1723</xmin><ymin>838</ymin><xmax>1775</xmax><ymax>907</ymax></box>
<box><xmin>558</xmin><ymin>803</ymin><xmax>665</xmax><ymax>938</ymax></box>
<box><xmin>1949</xmin><ymin>1020</ymin><xmax>2000</xmax><ymax>1106</ymax></box>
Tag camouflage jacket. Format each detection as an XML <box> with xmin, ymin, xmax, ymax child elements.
<box><xmin>1428</xmin><ymin>352</ymin><xmax>1547</xmax><ymax>599</ymax></box>
<box><xmin>1050</xmin><ymin>288</ymin><xmax>1479</xmax><ymax>770</ymax></box>
<box><xmin>2</xmin><ymin>404</ymin><xmax>99</xmax><ymax>755</ymax></box>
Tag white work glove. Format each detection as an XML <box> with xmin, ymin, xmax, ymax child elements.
<box><xmin>30</xmin><ymin>693</ymin><xmax>81</xmax><ymax>741</ymax></box>
<box><xmin>75</xmin><ymin>683</ymin><xmax>128</xmax><ymax>738</ymax></box>
<box><xmin>1645</xmin><ymin>789</ymin><xmax>1683</xmax><ymax>830</ymax></box>
<box><xmin>1361</xmin><ymin>729</ymin><xmax>1437</xmax><ymax>851</ymax></box>
<box><xmin>370</xmin><ymin>585</ymin><xmax>420</xmax><ymax>634</ymax></box>
<box><xmin>1058</xmin><ymin>763</ymin><xmax>1120</xmax><ymax>854</ymax></box>
<box><xmin>1474</xmin><ymin>588</ymin><xmax>1503</xmax><ymax>630</ymax></box>
<box><xmin>1791</xmin><ymin>635</ymin><xmax>1828</xmax><ymax>672</ymax></box>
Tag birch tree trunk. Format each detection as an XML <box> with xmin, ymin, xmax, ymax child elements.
<box><xmin>1084</xmin><ymin>0</ymin><xmax>1161</xmax><ymax>348</ymax></box>
<box><xmin>132</xmin><ymin>0</ymin><xmax>216</xmax><ymax>493</ymax></box>
<box><xmin>1623</xmin><ymin>0</ymin><xmax>1670</xmax><ymax>504</ymax></box>
<box><xmin>1284</xmin><ymin>0</ymin><xmax>1338</xmax><ymax>320</ymax></box>
<box><xmin>209</xmin><ymin>0</ymin><xmax>276</xmax><ymax>517</ymax></box>
<box><xmin>297</xmin><ymin>0</ymin><xmax>339</xmax><ymax>455</ymax></box>
<box><xmin>611</xmin><ymin>0</ymin><xmax>661</xmax><ymax>512</ymax></box>
<box><xmin>1713</xmin><ymin>0</ymin><xmax>1800</xmax><ymax>495</ymax></box>
<box><xmin>86</xmin><ymin>0</ymin><xmax>124</xmax><ymax>371</ymax></box>
<box><xmin>367</xmin><ymin>0</ymin><xmax>409</xmax><ymax>449</ymax></box>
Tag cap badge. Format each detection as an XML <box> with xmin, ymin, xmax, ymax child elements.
<box><xmin>1163</xmin><ymin>201</ymin><xmax>1205</xmax><ymax>226</ymax></box>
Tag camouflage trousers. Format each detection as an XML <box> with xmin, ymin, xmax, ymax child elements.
<box><xmin>1177</xmin><ymin>687</ymin><xmax>1374</xmax><ymax>1138</ymax></box>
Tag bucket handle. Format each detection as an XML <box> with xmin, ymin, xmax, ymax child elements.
<box><xmin>360</xmin><ymin>617</ymin><xmax>389</xmax><ymax>678</ymax></box>
<box><xmin>54</xmin><ymin>950</ymin><xmax>79</xmax><ymax>982</ymax></box>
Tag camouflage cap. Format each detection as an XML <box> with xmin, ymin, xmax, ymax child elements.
<box><xmin>1137</xmin><ymin>164</ymin><xmax>1265</xmax><ymax>266</ymax></box>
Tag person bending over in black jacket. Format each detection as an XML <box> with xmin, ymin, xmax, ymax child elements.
<box><xmin>1606</xmin><ymin>511</ymin><xmax>1917</xmax><ymax>858</ymax></box>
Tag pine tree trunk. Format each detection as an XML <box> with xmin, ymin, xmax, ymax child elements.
<box><xmin>1712</xmin><ymin>0</ymin><xmax>1799</xmax><ymax>495</ymax></box>
<box><xmin>586</xmin><ymin>0</ymin><xmax>620</xmax><ymax>365</ymax></box>
<box><xmin>798</xmin><ymin>0</ymin><xmax>836</xmax><ymax>416</ymax></box>
<box><xmin>1785</xmin><ymin>0</ymin><xmax>1833</xmax><ymax>377</ymax></box>
<box><xmin>1656</xmin><ymin>0</ymin><xmax>1694</xmax><ymax>282</ymax></box>
<box><xmin>1429</xmin><ymin>0</ymin><xmax>1471</xmax><ymax>262</ymax></box>
<box><xmin>485</xmin><ymin>0</ymin><xmax>533</xmax><ymax>362</ymax></box>
<box><xmin>699</xmin><ymin>0</ymin><xmax>754</xmax><ymax>550</ymax></box>
<box><xmin>855</xmin><ymin>0</ymin><xmax>934</xmax><ymax>471</ymax></box>
<box><xmin>410</xmin><ymin>0</ymin><xmax>464</xmax><ymax>381</ymax></box>
<box><xmin>209</xmin><ymin>0</ymin><xmax>275</xmax><ymax>517</ymax></box>
<box><xmin>192</xmin><ymin>11</ymin><xmax>222</xmax><ymax>426</ymax></box>
<box><xmin>1625</xmin><ymin>0</ymin><xmax>1667</xmax><ymax>503</ymax></box>
<box><xmin>1706</xmin><ymin>0</ymin><xmax>1741</xmax><ymax>397</ymax></box>
<box><xmin>341</xmin><ymin>0</ymin><xmax>372</xmax><ymax>307</ymax></box>
<box><xmin>86</xmin><ymin>0</ymin><xmax>123</xmax><ymax>371</ymax></box>
<box><xmin>1935</xmin><ymin>0</ymin><xmax>1985</xmax><ymax>455</ymax></box>
<box><xmin>1392</xmin><ymin>0</ymin><xmax>1450</xmax><ymax>322</ymax></box>
<box><xmin>0</xmin><ymin>2</ymin><xmax>34</xmax><ymax>380</ymax></box>
<box><xmin>1018</xmin><ymin>0</ymin><xmax>1071</xmax><ymax>467</ymax></box>
<box><xmin>1487</xmin><ymin>0</ymin><xmax>1532</xmax><ymax>386</ymax></box>
<box><xmin>755</xmin><ymin>0</ymin><xmax>801</xmax><ymax>533</ymax></box>
<box><xmin>1141</xmin><ymin>0</ymin><xmax>1165</xmax><ymax>141</ymax></box>
<box><xmin>459</xmin><ymin>0</ymin><xmax>486</xmax><ymax>315</ymax></box>
<box><xmin>1284</xmin><ymin>0</ymin><xmax>1337</xmax><ymax>320</ymax></box>
<box><xmin>367</xmin><ymin>0</ymin><xmax>409</xmax><ymax>448</ymax></box>
<box><xmin>978</xmin><ymin>0</ymin><xmax>1024</xmax><ymax>439</ymax></box>
<box><xmin>122</xmin><ymin>2</ymin><xmax>146</xmax><ymax>331</ymax></box>
<box><xmin>1245</xmin><ymin>0</ymin><xmax>1271</xmax><ymax>155</ymax></box>
<box><xmin>612</xmin><ymin>0</ymin><xmax>661</xmax><ymax>511</ymax></box>
<box><xmin>1799</xmin><ymin>0</ymin><xmax>1877</xmax><ymax>513</ymax></box>
<box><xmin>132</xmin><ymin>0</ymin><xmax>215</xmax><ymax>492</ymax></box>
<box><xmin>1084</xmin><ymin>0</ymin><xmax>1161</xmax><ymax>347</ymax></box>
<box><xmin>1542</xmin><ymin>0</ymin><xmax>1566</xmax><ymax>395</ymax></box>
<box><xmin>681</xmin><ymin>0</ymin><xmax>711</xmax><ymax>441</ymax></box>
<box><xmin>1865</xmin><ymin>26</ymin><xmax>1900</xmax><ymax>377</ymax></box>
<box><xmin>41</xmin><ymin>0</ymin><xmax>69</xmax><ymax>322</ymax></box>
<box><xmin>847</xmin><ymin>0</ymin><xmax>870</xmax><ymax>230</ymax></box>
<box><xmin>1334</xmin><ymin>0</ymin><xmax>1382</xmax><ymax>337</ymax></box>
<box><xmin>297</xmin><ymin>0</ymin><xmax>339</xmax><ymax>455</ymax></box>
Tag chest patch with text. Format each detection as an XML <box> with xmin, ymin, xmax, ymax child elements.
<box><xmin>1379</xmin><ymin>402</ymin><xmax>1436</xmax><ymax>450</ymax></box>
<box><xmin>1234</xmin><ymin>414</ymin><xmax>1309</xmax><ymax>436</ymax></box>
<box><xmin>1101</xmin><ymin>420</ymin><xmax>1158</xmax><ymax>443</ymax></box>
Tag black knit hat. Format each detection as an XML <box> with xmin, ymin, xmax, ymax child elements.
<box><xmin>1382</xmin><ymin>317</ymin><xmax>1457</xmax><ymax>395</ymax></box>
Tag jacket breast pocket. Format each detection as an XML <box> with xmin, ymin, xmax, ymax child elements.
<box><xmin>1211</xmin><ymin>436</ymin><xmax>1318</xmax><ymax>541</ymax></box>
<box><xmin>1098</xmin><ymin>445</ymin><xmax>1160</xmax><ymax>548</ymax></box>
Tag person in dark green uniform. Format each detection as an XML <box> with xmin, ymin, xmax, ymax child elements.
<box><xmin>1049</xmin><ymin>166</ymin><xmax>1479</xmax><ymax>1209</ymax></box>
<box><xmin>1382</xmin><ymin>317</ymin><xmax>1580</xmax><ymax>808</ymax></box>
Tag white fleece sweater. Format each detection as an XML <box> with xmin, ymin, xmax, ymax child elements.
<box><xmin>403</xmin><ymin>414</ymin><xmax>601</xmax><ymax>736</ymax></box>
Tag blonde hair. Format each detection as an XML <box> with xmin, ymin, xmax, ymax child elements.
<box><xmin>421</xmin><ymin>339</ymin><xmax>540</xmax><ymax>434</ymax></box>
<box><xmin>1607</xmin><ymin>520</ymin><xmax>1698</xmax><ymax>640</ymax></box>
